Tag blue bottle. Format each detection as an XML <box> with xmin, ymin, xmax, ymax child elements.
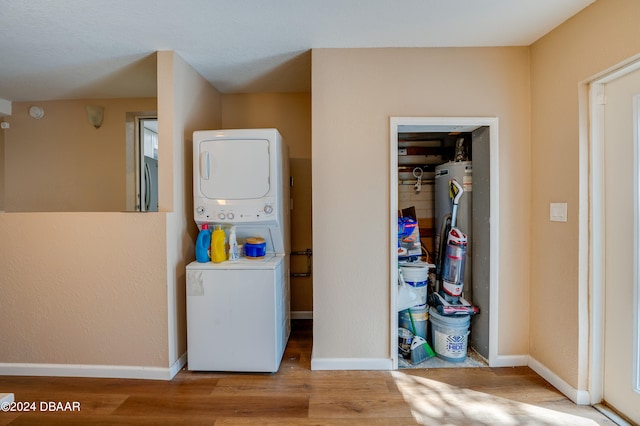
<box><xmin>195</xmin><ymin>224</ymin><xmax>212</xmax><ymax>262</ymax></box>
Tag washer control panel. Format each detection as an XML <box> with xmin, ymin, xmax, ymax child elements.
<box><xmin>195</xmin><ymin>202</ymin><xmax>277</xmax><ymax>223</ymax></box>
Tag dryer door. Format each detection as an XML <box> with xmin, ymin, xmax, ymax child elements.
<box><xmin>198</xmin><ymin>138</ymin><xmax>270</xmax><ymax>200</ymax></box>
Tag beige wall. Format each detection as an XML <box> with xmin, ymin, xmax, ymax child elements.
<box><xmin>4</xmin><ymin>98</ymin><xmax>156</xmax><ymax>212</ymax></box>
<box><xmin>4</xmin><ymin>0</ymin><xmax>637</xmax><ymax>383</ymax></box>
<box><xmin>0</xmin><ymin>212</ymin><xmax>169</xmax><ymax>367</ymax></box>
<box><xmin>530</xmin><ymin>0</ymin><xmax>640</xmax><ymax>390</ymax></box>
<box><xmin>311</xmin><ymin>47</ymin><xmax>531</xmax><ymax>361</ymax></box>
<box><xmin>158</xmin><ymin>51</ymin><xmax>222</xmax><ymax>365</ymax></box>
<box><xmin>0</xmin><ymin>51</ymin><xmax>221</xmax><ymax>377</ymax></box>
<box><xmin>221</xmin><ymin>93</ymin><xmax>312</xmax><ymax>312</ymax></box>
<box><xmin>0</xmin><ymin>123</ymin><xmax>4</xmax><ymax>211</ymax></box>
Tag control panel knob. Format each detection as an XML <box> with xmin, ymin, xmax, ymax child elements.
<box><xmin>218</xmin><ymin>213</ymin><xmax>226</xmax><ymax>220</ymax></box>
<box><xmin>227</xmin><ymin>212</ymin><xmax>235</xmax><ymax>220</ymax></box>
<box><xmin>196</xmin><ymin>206</ymin><xmax>205</xmax><ymax>215</ymax></box>
<box><xmin>264</xmin><ymin>205</ymin><xmax>273</xmax><ymax>214</ymax></box>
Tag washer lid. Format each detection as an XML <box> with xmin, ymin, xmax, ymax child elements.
<box><xmin>186</xmin><ymin>254</ymin><xmax>283</xmax><ymax>270</ymax></box>
<box><xmin>198</xmin><ymin>138</ymin><xmax>270</xmax><ymax>200</ymax></box>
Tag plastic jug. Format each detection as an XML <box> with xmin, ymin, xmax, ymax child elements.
<box><xmin>195</xmin><ymin>224</ymin><xmax>212</xmax><ymax>263</ymax></box>
<box><xmin>211</xmin><ymin>226</ymin><xmax>227</xmax><ymax>263</ymax></box>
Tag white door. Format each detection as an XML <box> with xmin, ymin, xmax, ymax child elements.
<box><xmin>198</xmin><ymin>138</ymin><xmax>270</xmax><ymax>200</ymax></box>
<box><xmin>602</xmin><ymin>66</ymin><xmax>640</xmax><ymax>423</ymax></box>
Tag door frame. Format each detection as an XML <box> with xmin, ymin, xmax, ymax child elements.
<box><xmin>586</xmin><ymin>57</ymin><xmax>640</xmax><ymax>404</ymax></box>
<box><xmin>389</xmin><ymin>116</ymin><xmax>500</xmax><ymax>369</ymax></box>
<box><xmin>125</xmin><ymin>111</ymin><xmax>157</xmax><ymax>212</ymax></box>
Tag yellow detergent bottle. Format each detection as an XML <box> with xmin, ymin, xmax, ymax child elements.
<box><xmin>211</xmin><ymin>226</ymin><xmax>227</xmax><ymax>263</ymax></box>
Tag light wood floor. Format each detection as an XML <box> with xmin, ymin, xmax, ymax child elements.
<box><xmin>0</xmin><ymin>320</ymin><xmax>617</xmax><ymax>425</ymax></box>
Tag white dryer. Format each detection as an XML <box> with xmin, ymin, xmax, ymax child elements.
<box><xmin>192</xmin><ymin>128</ymin><xmax>290</xmax><ymax>254</ymax></box>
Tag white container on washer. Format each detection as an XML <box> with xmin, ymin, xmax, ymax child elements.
<box><xmin>228</xmin><ymin>226</ymin><xmax>239</xmax><ymax>261</ymax></box>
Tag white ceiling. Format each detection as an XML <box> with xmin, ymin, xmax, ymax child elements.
<box><xmin>0</xmin><ymin>0</ymin><xmax>594</xmax><ymax>101</ymax></box>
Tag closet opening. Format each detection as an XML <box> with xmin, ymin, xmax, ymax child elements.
<box><xmin>390</xmin><ymin>117</ymin><xmax>499</xmax><ymax>370</ymax></box>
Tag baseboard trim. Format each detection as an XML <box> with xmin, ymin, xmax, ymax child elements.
<box><xmin>291</xmin><ymin>311</ymin><xmax>313</xmax><ymax>320</ymax></box>
<box><xmin>169</xmin><ymin>352</ymin><xmax>188</xmax><ymax>379</ymax></box>
<box><xmin>0</xmin><ymin>358</ymin><xmax>186</xmax><ymax>381</ymax></box>
<box><xmin>489</xmin><ymin>354</ymin><xmax>529</xmax><ymax>367</ymax></box>
<box><xmin>528</xmin><ymin>356</ymin><xmax>591</xmax><ymax>405</ymax></box>
<box><xmin>311</xmin><ymin>357</ymin><xmax>393</xmax><ymax>371</ymax></box>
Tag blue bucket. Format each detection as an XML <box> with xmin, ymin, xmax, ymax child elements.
<box><xmin>399</xmin><ymin>306</ymin><xmax>429</xmax><ymax>340</ymax></box>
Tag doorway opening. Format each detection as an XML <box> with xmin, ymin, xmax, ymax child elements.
<box><xmin>586</xmin><ymin>58</ymin><xmax>640</xmax><ymax>422</ymax></box>
<box><xmin>390</xmin><ymin>117</ymin><xmax>499</xmax><ymax>370</ymax></box>
<box><xmin>125</xmin><ymin>112</ymin><xmax>158</xmax><ymax>212</ymax></box>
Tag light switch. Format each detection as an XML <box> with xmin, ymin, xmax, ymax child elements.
<box><xmin>550</xmin><ymin>202</ymin><xmax>567</xmax><ymax>222</ymax></box>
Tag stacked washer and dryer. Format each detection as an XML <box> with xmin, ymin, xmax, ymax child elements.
<box><xmin>186</xmin><ymin>128</ymin><xmax>290</xmax><ymax>373</ymax></box>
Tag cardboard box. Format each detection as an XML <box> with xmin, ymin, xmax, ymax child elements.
<box><xmin>398</xmin><ymin>207</ymin><xmax>422</xmax><ymax>259</ymax></box>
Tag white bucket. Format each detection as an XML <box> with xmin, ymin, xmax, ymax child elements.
<box><xmin>400</xmin><ymin>264</ymin><xmax>430</xmax><ymax>282</ymax></box>
<box><xmin>428</xmin><ymin>307</ymin><xmax>470</xmax><ymax>362</ymax></box>
<box><xmin>399</xmin><ymin>306</ymin><xmax>429</xmax><ymax>340</ymax></box>
<box><xmin>400</xmin><ymin>264</ymin><xmax>430</xmax><ymax>306</ymax></box>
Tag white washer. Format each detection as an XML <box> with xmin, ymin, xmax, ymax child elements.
<box><xmin>186</xmin><ymin>255</ymin><xmax>290</xmax><ymax>372</ymax></box>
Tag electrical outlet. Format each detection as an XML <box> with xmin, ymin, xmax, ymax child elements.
<box><xmin>550</xmin><ymin>203</ymin><xmax>567</xmax><ymax>222</ymax></box>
